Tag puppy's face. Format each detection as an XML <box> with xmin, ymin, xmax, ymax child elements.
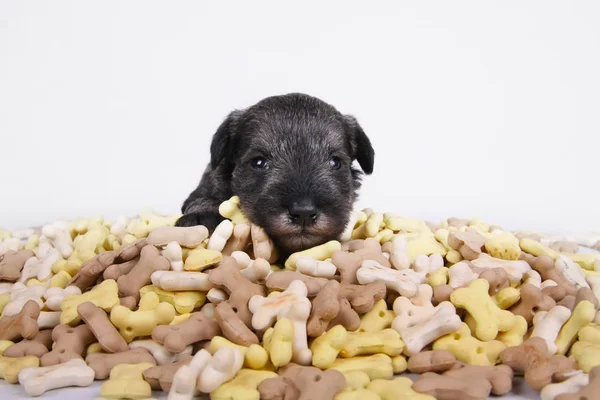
<box><xmin>210</xmin><ymin>93</ymin><xmax>374</xmax><ymax>256</ymax></box>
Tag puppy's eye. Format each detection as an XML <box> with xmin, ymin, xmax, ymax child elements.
<box><xmin>251</xmin><ymin>157</ymin><xmax>269</xmax><ymax>170</ymax></box>
<box><xmin>329</xmin><ymin>156</ymin><xmax>342</xmax><ymax>170</ymax></box>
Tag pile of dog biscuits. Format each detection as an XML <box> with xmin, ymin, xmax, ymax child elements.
<box><xmin>1</xmin><ymin>197</ymin><xmax>600</xmax><ymax>399</ymax></box>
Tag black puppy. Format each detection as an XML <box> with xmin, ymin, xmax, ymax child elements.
<box><xmin>176</xmin><ymin>93</ymin><xmax>374</xmax><ymax>257</ymax></box>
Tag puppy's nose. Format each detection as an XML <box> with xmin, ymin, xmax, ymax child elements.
<box><xmin>288</xmin><ymin>200</ymin><xmax>318</xmax><ymax>225</ymax></box>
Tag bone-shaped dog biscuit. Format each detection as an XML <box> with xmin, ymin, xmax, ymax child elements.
<box><xmin>450</xmin><ymin>278</ymin><xmax>517</xmax><ymax>341</ymax></box>
<box><xmin>146</xmin><ymin>225</ymin><xmax>209</xmax><ymax>248</ymax></box>
<box><xmin>18</xmin><ymin>358</ymin><xmax>95</xmax><ymax>397</ymax></box>
<box><xmin>110</xmin><ymin>291</ymin><xmax>176</xmax><ymax>342</ymax></box>
<box><xmin>60</xmin><ymin>279</ymin><xmax>119</xmax><ymax>325</ymax></box>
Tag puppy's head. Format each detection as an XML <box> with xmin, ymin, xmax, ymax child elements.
<box><xmin>210</xmin><ymin>93</ymin><xmax>374</xmax><ymax>256</ymax></box>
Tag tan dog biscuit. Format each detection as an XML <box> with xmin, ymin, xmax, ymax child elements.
<box><xmin>119</xmin><ymin>296</ymin><xmax>138</xmax><ymax>310</ymax></box>
<box><xmin>557</xmin><ymin>295</ymin><xmax>576</xmax><ymax>311</ymax></box>
<box><xmin>266</xmin><ymin>270</ymin><xmax>329</xmax><ymax>297</ymax></box>
<box><xmin>327</xmin><ymin>297</ymin><xmax>361</xmax><ymax>332</ymax></box>
<box><xmin>543</xmin><ymin>284</ymin><xmax>568</xmax><ymax>302</ymax></box>
<box><xmin>444</xmin><ymin>363</ymin><xmax>513</xmax><ymax>395</ymax></box>
<box><xmin>3</xmin><ymin>329</ymin><xmax>53</xmax><ymax>358</ymax></box>
<box><xmin>115</xmin><ymin>238</ymin><xmax>147</xmax><ymax>263</ymax></box>
<box><xmin>339</xmin><ymin>282</ymin><xmax>386</xmax><ymax>314</ymax></box>
<box><xmin>0</xmin><ymin>249</ymin><xmax>35</xmax><ymax>282</ymax></box>
<box><xmin>500</xmin><ymin>337</ymin><xmax>578</xmax><ymax>390</ymax></box>
<box><xmin>215</xmin><ymin>301</ymin><xmax>259</xmax><ymax>346</ymax></box>
<box><xmin>258</xmin><ymin>363</ymin><xmax>346</xmax><ymax>400</ymax></box>
<box><xmin>78</xmin><ymin>301</ymin><xmax>128</xmax><ymax>353</ymax></box>
<box><xmin>146</xmin><ymin>225</ymin><xmax>209</xmax><ymax>248</ymax></box>
<box><xmin>433</xmin><ymin>285</ymin><xmax>455</xmax><ymax>305</ymax></box>
<box><xmin>40</xmin><ymin>324</ymin><xmax>96</xmax><ymax>366</ymax></box>
<box><xmin>117</xmin><ymin>245</ymin><xmax>170</xmax><ymax>298</ymax></box>
<box><xmin>477</xmin><ymin>268</ymin><xmax>509</xmax><ymax>295</ymax></box>
<box><xmin>152</xmin><ymin>311</ymin><xmax>221</xmax><ymax>353</ymax></box>
<box><xmin>407</xmin><ymin>350</ymin><xmax>457</xmax><ymax>374</ymax></box>
<box><xmin>448</xmin><ymin>228</ymin><xmax>486</xmax><ymax>261</ymax></box>
<box><xmin>354</xmin><ymin>247</ymin><xmax>391</xmax><ymax>269</ymax></box>
<box><xmin>103</xmin><ymin>258</ymin><xmax>139</xmax><ymax>281</ymax></box>
<box><xmin>68</xmin><ymin>251</ymin><xmax>116</xmax><ymax>291</ymax></box>
<box><xmin>332</xmin><ymin>251</ymin><xmax>362</xmax><ymax>284</ymax></box>
<box><xmin>413</xmin><ymin>372</ymin><xmax>493</xmax><ymax>400</ymax></box>
<box><xmin>533</xmin><ymin>256</ymin><xmax>577</xmax><ymax>297</ymax></box>
<box><xmin>142</xmin><ymin>356</ymin><xmax>193</xmax><ymax>391</ymax></box>
<box><xmin>209</xmin><ymin>256</ymin><xmax>266</xmax><ymax>327</ymax></box>
<box><xmin>0</xmin><ymin>299</ymin><xmax>40</xmax><ymax>341</ymax></box>
<box><xmin>576</xmin><ymin>287</ymin><xmax>599</xmax><ymax>309</ymax></box>
<box><xmin>550</xmin><ymin>241</ymin><xmax>579</xmax><ymax>254</ymax></box>
<box><xmin>251</xmin><ymin>224</ymin><xmax>279</xmax><ymax>263</ymax></box>
<box><xmin>509</xmin><ymin>284</ymin><xmax>556</xmax><ymax>326</ymax></box>
<box><xmin>222</xmin><ymin>223</ymin><xmax>251</xmax><ymax>256</ymax></box>
<box><xmin>307</xmin><ymin>280</ymin><xmax>342</xmax><ymax>337</ymax></box>
<box><xmin>86</xmin><ymin>348</ymin><xmax>157</xmax><ymax>380</ymax></box>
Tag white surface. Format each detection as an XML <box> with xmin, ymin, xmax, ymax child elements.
<box><xmin>0</xmin><ymin>374</ymin><xmax>541</xmax><ymax>399</ymax></box>
<box><xmin>0</xmin><ymin>1</ymin><xmax>599</xmax><ymax>235</ymax></box>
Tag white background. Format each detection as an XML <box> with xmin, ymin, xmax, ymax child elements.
<box><xmin>1</xmin><ymin>1</ymin><xmax>599</xmax><ymax>235</ymax></box>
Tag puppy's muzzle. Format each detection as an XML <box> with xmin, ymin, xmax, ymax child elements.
<box><xmin>288</xmin><ymin>198</ymin><xmax>319</xmax><ymax>226</ymax></box>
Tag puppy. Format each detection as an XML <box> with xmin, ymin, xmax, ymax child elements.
<box><xmin>176</xmin><ymin>93</ymin><xmax>374</xmax><ymax>257</ymax></box>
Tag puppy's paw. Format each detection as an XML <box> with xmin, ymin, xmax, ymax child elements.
<box><xmin>175</xmin><ymin>212</ymin><xmax>223</xmax><ymax>232</ymax></box>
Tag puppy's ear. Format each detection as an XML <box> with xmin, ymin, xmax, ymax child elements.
<box><xmin>344</xmin><ymin>115</ymin><xmax>375</xmax><ymax>174</ymax></box>
<box><xmin>210</xmin><ymin>110</ymin><xmax>243</xmax><ymax>169</ymax></box>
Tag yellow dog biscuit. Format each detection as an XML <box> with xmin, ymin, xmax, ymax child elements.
<box><xmin>100</xmin><ymin>362</ymin><xmax>154</xmax><ymax>399</ymax></box>
<box><xmin>433</xmin><ymin>323</ymin><xmax>506</xmax><ymax>366</ymax></box>
<box><xmin>60</xmin><ymin>279</ymin><xmax>119</xmax><ymax>326</ymax></box>
<box><xmin>450</xmin><ymin>279</ymin><xmax>517</xmax><ymax>341</ymax></box>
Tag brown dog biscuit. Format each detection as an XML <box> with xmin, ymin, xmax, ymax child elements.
<box><xmin>86</xmin><ymin>348</ymin><xmax>157</xmax><ymax>380</ymax></box>
<box><xmin>307</xmin><ymin>280</ymin><xmax>342</xmax><ymax>337</ymax></box>
<box><xmin>258</xmin><ymin>363</ymin><xmax>346</xmax><ymax>400</ymax></box>
<box><xmin>266</xmin><ymin>270</ymin><xmax>329</xmax><ymax>297</ymax></box>
<box><xmin>448</xmin><ymin>228</ymin><xmax>486</xmax><ymax>261</ymax></box>
<box><xmin>576</xmin><ymin>287</ymin><xmax>599</xmax><ymax>310</ymax></box>
<box><xmin>557</xmin><ymin>295</ymin><xmax>576</xmax><ymax>311</ymax></box>
<box><xmin>477</xmin><ymin>268</ymin><xmax>509</xmax><ymax>295</ymax></box>
<box><xmin>115</xmin><ymin>238</ymin><xmax>147</xmax><ymax>263</ymax></box>
<box><xmin>407</xmin><ymin>350</ymin><xmax>457</xmax><ymax>374</ymax></box>
<box><xmin>119</xmin><ymin>296</ymin><xmax>138</xmax><ymax>310</ymax></box>
<box><xmin>533</xmin><ymin>255</ymin><xmax>577</xmax><ymax>297</ymax></box>
<box><xmin>433</xmin><ymin>285</ymin><xmax>455</xmax><ymax>305</ymax></box>
<box><xmin>152</xmin><ymin>311</ymin><xmax>221</xmax><ymax>353</ymax></box>
<box><xmin>500</xmin><ymin>337</ymin><xmax>578</xmax><ymax>391</ymax></box>
<box><xmin>327</xmin><ymin>297</ymin><xmax>360</xmax><ymax>332</ymax></box>
<box><xmin>542</xmin><ymin>284</ymin><xmax>567</xmax><ymax>302</ymax></box>
<box><xmin>3</xmin><ymin>329</ymin><xmax>53</xmax><ymax>358</ymax></box>
<box><xmin>68</xmin><ymin>251</ymin><xmax>116</xmax><ymax>291</ymax></box>
<box><xmin>209</xmin><ymin>256</ymin><xmax>266</xmax><ymax>327</ymax></box>
<box><xmin>40</xmin><ymin>323</ymin><xmax>96</xmax><ymax>366</ymax></box>
<box><xmin>78</xmin><ymin>301</ymin><xmax>128</xmax><ymax>353</ymax></box>
<box><xmin>444</xmin><ymin>363</ymin><xmax>513</xmax><ymax>396</ymax></box>
<box><xmin>339</xmin><ymin>281</ymin><xmax>386</xmax><ymax>314</ymax></box>
<box><xmin>142</xmin><ymin>356</ymin><xmax>192</xmax><ymax>391</ymax></box>
<box><xmin>510</xmin><ymin>284</ymin><xmax>556</xmax><ymax>326</ymax></box>
<box><xmin>251</xmin><ymin>224</ymin><xmax>279</xmax><ymax>264</ymax></box>
<box><xmin>331</xmin><ymin>251</ymin><xmax>362</xmax><ymax>284</ymax></box>
<box><xmin>0</xmin><ymin>249</ymin><xmax>35</xmax><ymax>282</ymax></box>
<box><xmin>222</xmin><ymin>223</ymin><xmax>251</xmax><ymax>256</ymax></box>
<box><xmin>215</xmin><ymin>301</ymin><xmax>259</xmax><ymax>346</ymax></box>
<box><xmin>103</xmin><ymin>258</ymin><xmax>139</xmax><ymax>281</ymax></box>
<box><xmin>117</xmin><ymin>245</ymin><xmax>170</xmax><ymax>298</ymax></box>
<box><xmin>0</xmin><ymin>299</ymin><xmax>40</xmax><ymax>341</ymax></box>
<box><xmin>413</xmin><ymin>372</ymin><xmax>493</xmax><ymax>400</ymax></box>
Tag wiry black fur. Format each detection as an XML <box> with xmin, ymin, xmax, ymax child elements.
<box><xmin>176</xmin><ymin>93</ymin><xmax>375</xmax><ymax>257</ymax></box>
